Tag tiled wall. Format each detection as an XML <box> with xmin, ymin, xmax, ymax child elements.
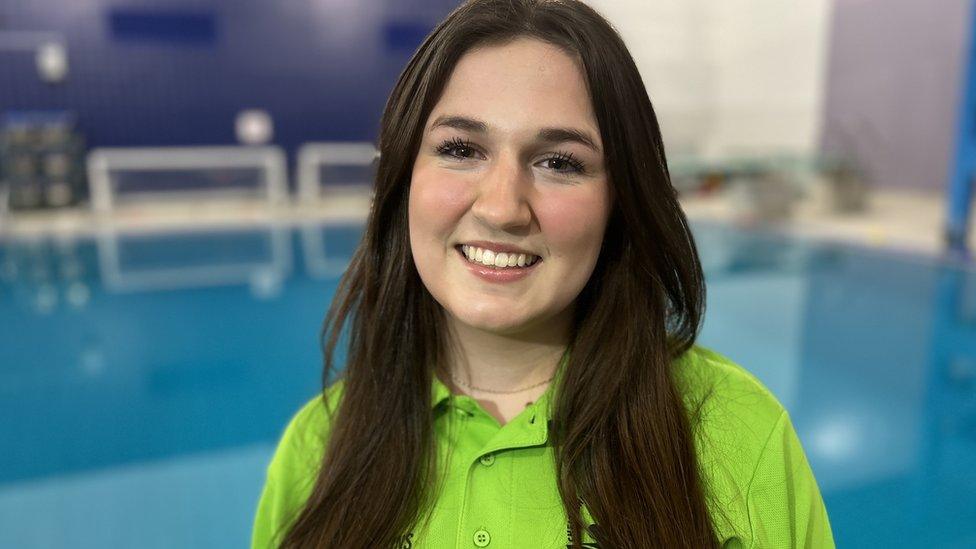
<box><xmin>0</xmin><ymin>0</ymin><xmax>456</xmax><ymax>155</ymax></box>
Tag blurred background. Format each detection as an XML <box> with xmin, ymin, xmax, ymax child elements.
<box><xmin>1</xmin><ymin>0</ymin><xmax>974</xmax><ymax>547</ymax></box>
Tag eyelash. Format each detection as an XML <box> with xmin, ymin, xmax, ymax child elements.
<box><xmin>434</xmin><ymin>137</ymin><xmax>587</xmax><ymax>175</ymax></box>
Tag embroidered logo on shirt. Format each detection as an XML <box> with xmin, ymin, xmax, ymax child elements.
<box><xmin>396</xmin><ymin>532</ymin><xmax>414</xmax><ymax>548</ymax></box>
<box><xmin>566</xmin><ymin>521</ymin><xmax>602</xmax><ymax>548</ymax></box>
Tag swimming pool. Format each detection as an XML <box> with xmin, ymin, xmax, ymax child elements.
<box><xmin>0</xmin><ymin>221</ymin><xmax>973</xmax><ymax>548</ymax></box>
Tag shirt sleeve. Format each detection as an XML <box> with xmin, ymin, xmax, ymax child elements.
<box><xmin>746</xmin><ymin>410</ymin><xmax>835</xmax><ymax>549</ymax></box>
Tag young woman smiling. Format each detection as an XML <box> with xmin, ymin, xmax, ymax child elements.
<box><xmin>252</xmin><ymin>1</ymin><xmax>834</xmax><ymax>547</ymax></box>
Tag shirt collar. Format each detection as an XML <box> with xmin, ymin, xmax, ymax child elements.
<box><xmin>431</xmin><ymin>374</ymin><xmax>452</xmax><ymax>410</ymax></box>
<box><xmin>430</xmin><ymin>350</ymin><xmax>569</xmax><ymax>422</ymax></box>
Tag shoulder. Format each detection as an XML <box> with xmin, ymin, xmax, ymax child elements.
<box><xmin>672</xmin><ymin>345</ymin><xmax>835</xmax><ymax>547</ymax></box>
<box><xmin>251</xmin><ymin>380</ymin><xmax>346</xmax><ymax>548</ymax></box>
<box><xmin>275</xmin><ymin>379</ymin><xmax>346</xmax><ymax>465</ymax></box>
<box><xmin>262</xmin><ymin>379</ymin><xmax>346</xmax><ymax>492</ymax></box>
<box><xmin>671</xmin><ymin>344</ymin><xmax>787</xmax><ymax>482</ymax></box>
<box><xmin>672</xmin><ymin>345</ymin><xmax>786</xmax><ymax>439</ymax></box>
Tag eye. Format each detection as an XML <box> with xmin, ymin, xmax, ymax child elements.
<box><xmin>436</xmin><ymin>137</ymin><xmax>481</xmax><ymax>161</ymax></box>
<box><xmin>540</xmin><ymin>151</ymin><xmax>586</xmax><ymax>175</ymax></box>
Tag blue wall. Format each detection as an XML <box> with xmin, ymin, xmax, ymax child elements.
<box><xmin>0</xmin><ymin>0</ymin><xmax>458</xmax><ymax>153</ymax></box>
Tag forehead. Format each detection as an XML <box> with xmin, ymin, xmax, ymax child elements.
<box><xmin>428</xmin><ymin>38</ymin><xmax>599</xmax><ymax>140</ymax></box>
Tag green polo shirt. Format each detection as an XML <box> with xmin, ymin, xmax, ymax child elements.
<box><xmin>251</xmin><ymin>345</ymin><xmax>834</xmax><ymax>548</ymax></box>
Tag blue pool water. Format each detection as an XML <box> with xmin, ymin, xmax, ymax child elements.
<box><xmin>0</xmin><ymin>221</ymin><xmax>973</xmax><ymax>548</ymax></box>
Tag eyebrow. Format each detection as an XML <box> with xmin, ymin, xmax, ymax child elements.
<box><xmin>428</xmin><ymin>115</ymin><xmax>601</xmax><ymax>153</ymax></box>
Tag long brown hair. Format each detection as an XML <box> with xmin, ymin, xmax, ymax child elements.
<box><xmin>281</xmin><ymin>0</ymin><xmax>715</xmax><ymax>546</ymax></box>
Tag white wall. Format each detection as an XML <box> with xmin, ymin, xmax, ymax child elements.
<box><xmin>588</xmin><ymin>0</ymin><xmax>833</xmax><ymax>161</ymax></box>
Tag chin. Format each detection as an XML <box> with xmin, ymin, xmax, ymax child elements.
<box><xmin>450</xmin><ymin>307</ymin><xmax>535</xmax><ymax>335</ymax></box>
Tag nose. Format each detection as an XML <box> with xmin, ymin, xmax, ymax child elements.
<box><xmin>470</xmin><ymin>153</ymin><xmax>532</xmax><ymax>231</ymax></box>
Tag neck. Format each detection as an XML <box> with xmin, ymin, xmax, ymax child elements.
<box><xmin>445</xmin><ymin>310</ymin><xmax>572</xmax><ymax>393</ymax></box>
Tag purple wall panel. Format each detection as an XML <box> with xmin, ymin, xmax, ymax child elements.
<box><xmin>820</xmin><ymin>0</ymin><xmax>969</xmax><ymax>189</ymax></box>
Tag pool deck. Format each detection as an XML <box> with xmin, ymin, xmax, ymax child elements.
<box><xmin>2</xmin><ymin>187</ymin><xmax>973</xmax><ymax>262</ymax></box>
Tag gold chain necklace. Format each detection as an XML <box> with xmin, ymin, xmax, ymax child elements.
<box><xmin>451</xmin><ymin>372</ymin><xmax>555</xmax><ymax>395</ymax></box>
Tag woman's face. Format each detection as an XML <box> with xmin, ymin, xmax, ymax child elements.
<box><xmin>408</xmin><ymin>37</ymin><xmax>611</xmax><ymax>337</ymax></box>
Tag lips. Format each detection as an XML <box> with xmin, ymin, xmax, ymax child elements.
<box><xmin>449</xmin><ymin>239</ymin><xmax>543</xmax><ymax>284</ymax></box>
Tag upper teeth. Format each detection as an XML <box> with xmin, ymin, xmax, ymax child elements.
<box><xmin>461</xmin><ymin>245</ymin><xmax>539</xmax><ymax>268</ymax></box>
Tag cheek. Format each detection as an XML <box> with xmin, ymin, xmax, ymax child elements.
<box><xmin>408</xmin><ymin>165</ymin><xmax>470</xmax><ymax>241</ymax></box>
<box><xmin>535</xmin><ymin>188</ymin><xmax>610</xmax><ymax>258</ymax></box>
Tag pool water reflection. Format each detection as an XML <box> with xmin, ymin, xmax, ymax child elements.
<box><xmin>0</xmin><ymin>222</ymin><xmax>973</xmax><ymax>548</ymax></box>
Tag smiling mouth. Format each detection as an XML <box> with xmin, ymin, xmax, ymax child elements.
<box><xmin>455</xmin><ymin>244</ymin><xmax>541</xmax><ymax>269</ymax></box>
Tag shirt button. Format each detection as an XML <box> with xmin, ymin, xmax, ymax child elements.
<box><xmin>479</xmin><ymin>453</ymin><xmax>495</xmax><ymax>467</ymax></box>
<box><xmin>473</xmin><ymin>529</ymin><xmax>491</xmax><ymax>547</ymax></box>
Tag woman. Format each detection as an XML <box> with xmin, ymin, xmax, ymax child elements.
<box><xmin>252</xmin><ymin>0</ymin><xmax>834</xmax><ymax>547</ymax></box>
